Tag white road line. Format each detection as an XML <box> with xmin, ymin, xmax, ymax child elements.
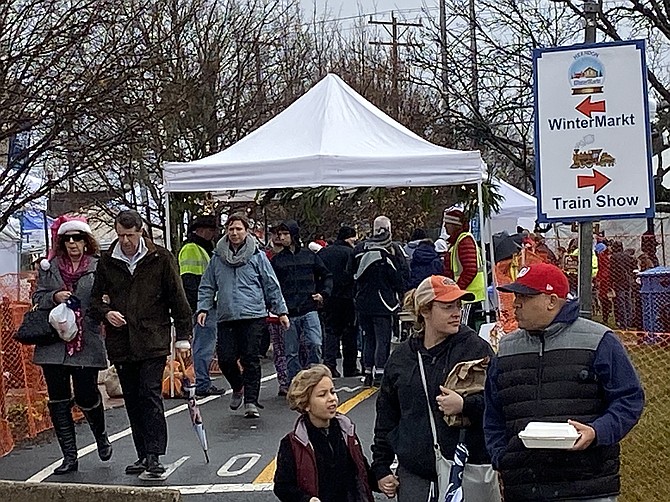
<box><xmin>138</xmin><ymin>455</ymin><xmax>190</xmax><ymax>481</ymax></box>
<box><xmin>170</xmin><ymin>483</ymin><xmax>274</xmax><ymax>494</ymax></box>
<box><xmin>334</xmin><ymin>385</ymin><xmax>362</xmax><ymax>393</ymax></box>
<box><xmin>26</xmin><ymin>373</ymin><xmax>278</xmax><ymax>483</ymax></box>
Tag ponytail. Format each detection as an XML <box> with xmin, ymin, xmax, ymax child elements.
<box><xmin>403</xmin><ymin>288</ymin><xmax>428</xmax><ymax>336</ymax></box>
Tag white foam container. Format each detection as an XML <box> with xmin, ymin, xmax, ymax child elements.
<box><xmin>518</xmin><ymin>422</ymin><xmax>579</xmax><ymax>449</ymax></box>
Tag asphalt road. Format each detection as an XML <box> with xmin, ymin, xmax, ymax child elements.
<box><xmin>0</xmin><ymin>358</ymin><xmax>386</xmax><ymax>501</ymax></box>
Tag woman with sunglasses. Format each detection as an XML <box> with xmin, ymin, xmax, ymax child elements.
<box><xmin>33</xmin><ymin>216</ymin><xmax>111</xmax><ymax>474</ymax></box>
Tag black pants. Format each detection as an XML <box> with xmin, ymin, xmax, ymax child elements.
<box><xmin>217</xmin><ymin>318</ymin><xmax>264</xmax><ymax>404</ymax></box>
<box><xmin>359</xmin><ymin>314</ymin><xmax>393</xmax><ymax>372</ymax></box>
<box><xmin>323</xmin><ymin>298</ymin><xmax>358</xmax><ymax>374</ymax></box>
<box><xmin>116</xmin><ymin>356</ymin><xmax>167</xmax><ymax>458</ymax></box>
<box><xmin>41</xmin><ymin>364</ymin><xmax>101</xmax><ymax>408</ymax></box>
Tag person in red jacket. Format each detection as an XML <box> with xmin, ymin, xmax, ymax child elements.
<box><xmin>274</xmin><ymin>365</ymin><xmax>377</xmax><ymax>502</ymax></box>
<box><xmin>442</xmin><ymin>209</ymin><xmax>486</xmax><ymax>328</ymax></box>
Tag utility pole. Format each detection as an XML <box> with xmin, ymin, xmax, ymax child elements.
<box><xmin>578</xmin><ymin>0</ymin><xmax>599</xmax><ymax>319</ymax></box>
<box><xmin>469</xmin><ymin>0</ymin><xmax>480</xmax><ymax>149</ymax></box>
<box><xmin>369</xmin><ymin>12</ymin><xmax>422</xmax><ymax>116</ymax></box>
<box><xmin>439</xmin><ymin>0</ymin><xmax>449</xmax><ymax>110</ymax></box>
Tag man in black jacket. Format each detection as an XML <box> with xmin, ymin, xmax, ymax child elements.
<box><xmin>178</xmin><ymin>215</ymin><xmax>223</xmax><ymax>397</ymax></box>
<box><xmin>318</xmin><ymin>226</ymin><xmax>358</xmax><ymax>377</ymax></box>
<box><xmin>90</xmin><ymin>210</ymin><xmax>192</xmax><ymax>478</ymax></box>
<box><xmin>271</xmin><ymin>220</ymin><xmax>333</xmax><ymax>384</ymax></box>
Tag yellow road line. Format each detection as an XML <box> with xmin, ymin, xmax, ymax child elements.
<box><xmin>253</xmin><ymin>387</ymin><xmax>378</xmax><ymax>483</ymax></box>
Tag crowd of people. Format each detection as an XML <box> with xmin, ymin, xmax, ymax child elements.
<box><xmin>495</xmin><ymin>227</ymin><xmax>663</xmax><ymax>332</ymax></box>
<box><xmin>30</xmin><ymin>209</ymin><xmax>646</xmax><ymax>502</ymax></box>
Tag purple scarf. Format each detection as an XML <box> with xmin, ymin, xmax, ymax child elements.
<box><xmin>58</xmin><ymin>255</ymin><xmax>91</xmax><ymax>356</ymax></box>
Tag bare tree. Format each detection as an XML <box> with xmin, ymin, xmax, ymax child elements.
<box><xmin>0</xmin><ymin>0</ymin><xmax>174</xmax><ymax>229</ymax></box>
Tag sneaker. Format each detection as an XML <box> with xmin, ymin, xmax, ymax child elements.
<box><xmin>196</xmin><ymin>385</ymin><xmax>226</xmax><ymax>397</ymax></box>
<box><xmin>277</xmin><ymin>388</ymin><xmax>288</xmax><ymax>397</ymax></box>
<box><xmin>330</xmin><ymin>367</ymin><xmax>341</xmax><ymax>378</ymax></box>
<box><xmin>373</xmin><ymin>374</ymin><xmax>383</xmax><ymax>387</ymax></box>
<box><xmin>230</xmin><ymin>390</ymin><xmax>244</xmax><ymax>410</ymax></box>
<box><xmin>244</xmin><ymin>403</ymin><xmax>260</xmax><ymax>418</ymax></box>
<box><xmin>125</xmin><ymin>457</ymin><xmax>147</xmax><ymax>475</ymax></box>
<box><xmin>363</xmin><ymin>373</ymin><xmax>373</xmax><ymax>387</ymax></box>
<box><xmin>145</xmin><ymin>454</ymin><xmax>166</xmax><ymax>477</ymax></box>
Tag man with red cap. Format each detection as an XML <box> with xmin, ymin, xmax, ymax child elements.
<box><xmin>484</xmin><ymin>263</ymin><xmax>644</xmax><ymax>502</ymax></box>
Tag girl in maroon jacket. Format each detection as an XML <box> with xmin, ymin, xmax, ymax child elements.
<box><xmin>274</xmin><ymin>365</ymin><xmax>376</xmax><ymax>502</ymax></box>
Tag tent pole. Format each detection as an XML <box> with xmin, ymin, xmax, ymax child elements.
<box><xmin>477</xmin><ymin>181</ymin><xmax>491</xmax><ymax>322</ymax></box>
<box><xmin>164</xmin><ymin>190</ymin><xmax>172</xmax><ymax>251</ymax></box>
<box><xmin>485</xmin><ymin>211</ymin><xmax>500</xmax><ymax>319</ymax></box>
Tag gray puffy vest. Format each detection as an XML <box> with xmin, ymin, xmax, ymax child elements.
<box><xmin>495</xmin><ymin>318</ymin><xmax>619</xmax><ymax>501</ymax></box>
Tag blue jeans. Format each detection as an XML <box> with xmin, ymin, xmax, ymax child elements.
<box><xmin>285</xmin><ymin>311</ymin><xmax>322</xmax><ymax>382</ymax></box>
<box><xmin>192</xmin><ymin>312</ymin><xmax>217</xmax><ymax>392</ymax></box>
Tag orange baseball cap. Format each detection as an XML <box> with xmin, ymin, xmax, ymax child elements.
<box><xmin>414</xmin><ymin>275</ymin><xmax>475</xmax><ymax>309</ymax></box>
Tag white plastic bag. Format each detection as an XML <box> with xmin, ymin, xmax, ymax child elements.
<box><xmin>49</xmin><ymin>303</ymin><xmax>78</xmax><ymax>342</ymax></box>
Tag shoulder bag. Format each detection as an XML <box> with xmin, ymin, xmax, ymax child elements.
<box><xmin>14</xmin><ymin>306</ymin><xmax>60</xmax><ymax>346</ymax></box>
<box><xmin>417</xmin><ymin>351</ymin><xmax>501</xmax><ymax>502</ymax></box>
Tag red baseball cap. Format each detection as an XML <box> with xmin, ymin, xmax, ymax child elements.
<box><xmin>497</xmin><ymin>263</ymin><xmax>570</xmax><ymax>299</ymax></box>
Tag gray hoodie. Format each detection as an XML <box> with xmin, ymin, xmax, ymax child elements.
<box><xmin>197</xmin><ymin>235</ymin><xmax>287</xmax><ymax>321</ymax></box>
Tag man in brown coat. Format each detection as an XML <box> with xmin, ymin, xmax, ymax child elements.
<box><xmin>90</xmin><ymin>210</ymin><xmax>192</xmax><ymax>478</ymax></box>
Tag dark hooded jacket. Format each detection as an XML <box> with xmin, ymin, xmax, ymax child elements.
<box><xmin>271</xmin><ymin>220</ymin><xmax>333</xmax><ymax>317</ymax></box>
<box><xmin>409</xmin><ymin>240</ymin><xmax>444</xmax><ymax>289</ymax></box>
<box><xmin>318</xmin><ymin>239</ymin><xmax>355</xmax><ymax>299</ymax></box>
<box><xmin>371</xmin><ymin>327</ymin><xmax>494</xmax><ymax>482</ymax></box>
<box><xmin>351</xmin><ymin>239</ymin><xmax>405</xmax><ymax>316</ymax></box>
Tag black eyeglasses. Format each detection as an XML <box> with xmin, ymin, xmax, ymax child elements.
<box><xmin>63</xmin><ymin>234</ymin><xmax>86</xmax><ymax>242</ymax></box>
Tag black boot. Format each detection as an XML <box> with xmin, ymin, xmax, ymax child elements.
<box><xmin>48</xmin><ymin>400</ymin><xmax>78</xmax><ymax>475</ymax></box>
<box><xmin>145</xmin><ymin>453</ymin><xmax>166</xmax><ymax>478</ymax></box>
<box><xmin>81</xmin><ymin>400</ymin><xmax>112</xmax><ymax>461</ymax></box>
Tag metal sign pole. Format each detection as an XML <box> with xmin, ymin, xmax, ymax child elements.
<box><xmin>577</xmin><ymin>0</ymin><xmax>599</xmax><ymax>319</ymax></box>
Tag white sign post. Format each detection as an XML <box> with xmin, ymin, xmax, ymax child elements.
<box><xmin>534</xmin><ymin>40</ymin><xmax>655</xmax><ymax>223</ymax></box>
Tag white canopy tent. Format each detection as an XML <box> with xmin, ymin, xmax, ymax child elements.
<box><xmin>0</xmin><ymin>218</ymin><xmax>21</xmax><ymax>275</ymax></box>
<box><xmin>489</xmin><ymin>180</ymin><xmax>537</xmax><ymax>236</ymax></box>
<box><xmin>162</xmin><ymin>73</ymin><xmax>490</xmax><ymax>315</ymax></box>
<box><xmin>163</xmin><ymin>74</ymin><xmax>484</xmax><ymax>192</ymax></box>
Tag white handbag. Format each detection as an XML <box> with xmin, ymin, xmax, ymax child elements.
<box><xmin>417</xmin><ymin>352</ymin><xmax>501</xmax><ymax>502</ymax></box>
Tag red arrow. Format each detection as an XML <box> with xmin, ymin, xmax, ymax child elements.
<box><xmin>577</xmin><ymin>169</ymin><xmax>611</xmax><ymax>194</ymax></box>
<box><xmin>576</xmin><ymin>96</ymin><xmax>606</xmax><ymax>118</ymax></box>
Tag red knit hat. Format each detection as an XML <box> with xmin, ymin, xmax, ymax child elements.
<box><xmin>443</xmin><ymin>209</ymin><xmax>465</xmax><ymax>226</ymax></box>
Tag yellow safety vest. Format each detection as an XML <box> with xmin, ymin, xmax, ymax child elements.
<box><xmin>450</xmin><ymin>232</ymin><xmax>486</xmax><ymax>303</ymax></box>
<box><xmin>569</xmin><ymin>248</ymin><xmax>598</xmax><ymax>277</ymax></box>
<box><xmin>178</xmin><ymin>242</ymin><xmax>210</xmax><ymax>276</ymax></box>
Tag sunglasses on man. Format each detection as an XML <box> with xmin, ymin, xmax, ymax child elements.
<box><xmin>63</xmin><ymin>233</ymin><xmax>86</xmax><ymax>242</ymax></box>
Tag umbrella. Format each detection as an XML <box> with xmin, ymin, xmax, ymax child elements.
<box><xmin>445</xmin><ymin>429</ymin><xmax>469</xmax><ymax>502</ymax></box>
<box><xmin>182</xmin><ymin>376</ymin><xmax>210</xmax><ymax>463</ymax></box>
<box><xmin>492</xmin><ymin>231</ymin><xmax>523</xmax><ymax>263</ymax></box>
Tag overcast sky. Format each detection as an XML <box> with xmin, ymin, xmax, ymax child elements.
<box><xmin>300</xmin><ymin>0</ymin><xmax>427</xmax><ymax>21</ymax></box>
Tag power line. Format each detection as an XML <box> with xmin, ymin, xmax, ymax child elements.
<box><xmin>302</xmin><ymin>6</ymin><xmax>434</xmax><ymax>27</ymax></box>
